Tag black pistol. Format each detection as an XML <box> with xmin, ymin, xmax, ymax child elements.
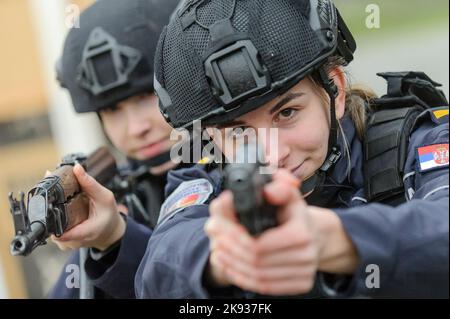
<box><xmin>224</xmin><ymin>143</ymin><xmax>278</xmax><ymax>236</ymax></box>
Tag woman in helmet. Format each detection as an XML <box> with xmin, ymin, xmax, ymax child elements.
<box><xmin>49</xmin><ymin>0</ymin><xmax>182</xmax><ymax>298</ymax></box>
<box><xmin>135</xmin><ymin>0</ymin><xmax>448</xmax><ymax>298</ymax></box>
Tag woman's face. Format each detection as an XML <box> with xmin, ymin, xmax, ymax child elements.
<box><xmin>99</xmin><ymin>93</ymin><xmax>177</xmax><ymax>174</ymax></box>
<box><xmin>209</xmin><ymin>70</ymin><xmax>346</xmax><ymax>181</ymax></box>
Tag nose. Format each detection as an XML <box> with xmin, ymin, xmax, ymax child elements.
<box><xmin>125</xmin><ymin>103</ymin><xmax>152</xmax><ymax>137</ymax></box>
<box><xmin>260</xmin><ymin>128</ymin><xmax>290</xmax><ymax>168</ymax></box>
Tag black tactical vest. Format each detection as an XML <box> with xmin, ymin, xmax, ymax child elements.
<box><xmin>364</xmin><ymin>72</ymin><xmax>449</xmax><ymax>206</ymax></box>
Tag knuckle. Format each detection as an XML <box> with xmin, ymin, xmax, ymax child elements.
<box><xmin>84</xmin><ymin>233</ymin><xmax>94</xmax><ymax>243</ymax></box>
<box><xmin>251</xmin><ymin>242</ymin><xmax>262</xmax><ymax>256</ymax></box>
<box><xmin>258</xmin><ymin>282</ymin><xmax>272</xmax><ymax>295</ymax></box>
<box><xmin>251</xmin><ymin>268</ymin><xmax>261</xmax><ymax>280</ymax></box>
<box><xmin>210</xmin><ymin>252</ymin><xmax>220</xmax><ymax>266</ymax></box>
<box><xmin>294</xmin><ymin>230</ymin><xmax>312</xmax><ymax>246</ymax></box>
<box><xmin>294</xmin><ymin>250</ymin><xmax>306</xmax><ymax>263</ymax></box>
<box><xmin>105</xmin><ymin>189</ymin><xmax>115</xmax><ymax>203</ymax></box>
<box><xmin>225</xmin><ymin>268</ymin><xmax>237</xmax><ymax>284</ymax></box>
<box><xmin>245</xmin><ymin>277</ymin><xmax>260</xmax><ymax>293</ymax></box>
<box><xmin>204</xmin><ymin>221</ymin><xmax>212</xmax><ymax>234</ymax></box>
<box><xmin>306</xmin><ymin>248</ymin><xmax>318</xmax><ymax>263</ymax></box>
<box><xmin>304</xmin><ymin>279</ymin><xmax>315</xmax><ymax>292</ymax></box>
<box><xmin>249</xmin><ymin>253</ymin><xmax>260</xmax><ymax>267</ymax></box>
<box><xmin>299</xmin><ymin>278</ymin><xmax>315</xmax><ymax>293</ymax></box>
<box><xmin>204</xmin><ymin>218</ymin><xmax>216</xmax><ymax>235</ymax></box>
<box><xmin>209</xmin><ymin>199</ymin><xmax>218</xmax><ymax>212</ymax></box>
<box><xmin>82</xmin><ymin>173</ymin><xmax>93</xmax><ymax>187</ymax></box>
<box><xmin>254</xmin><ymin>269</ymin><xmax>268</xmax><ymax>281</ymax></box>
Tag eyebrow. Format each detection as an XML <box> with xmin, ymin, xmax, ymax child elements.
<box><xmin>269</xmin><ymin>92</ymin><xmax>305</xmax><ymax>115</ymax></box>
<box><xmin>214</xmin><ymin>92</ymin><xmax>305</xmax><ymax>129</ymax></box>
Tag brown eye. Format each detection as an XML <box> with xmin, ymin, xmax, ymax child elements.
<box><xmin>139</xmin><ymin>93</ymin><xmax>150</xmax><ymax>100</ymax></box>
<box><xmin>274</xmin><ymin>108</ymin><xmax>297</xmax><ymax>123</ymax></box>
<box><xmin>102</xmin><ymin>105</ymin><xmax>118</xmax><ymax>114</ymax></box>
<box><xmin>279</xmin><ymin>108</ymin><xmax>296</xmax><ymax>118</ymax></box>
<box><xmin>137</xmin><ymin>94</ymin><xmax>153</xmax><ymax>108</ymax></box>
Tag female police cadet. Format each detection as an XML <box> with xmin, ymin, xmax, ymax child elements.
<box><xmin>136</xmin><ymin>0</ymin><xmax>448</xmax><ymax>298</ymax></box>
<box><xmin>48</xmin><ymin>0</ymin><xmax>182</xmax><ymax>298</ymax></box>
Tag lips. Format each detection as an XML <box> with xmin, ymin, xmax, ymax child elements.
<box><xmin>136</xmin><ymin>140</ymin><xmax>166</xmax><ymax>159</ymax></box>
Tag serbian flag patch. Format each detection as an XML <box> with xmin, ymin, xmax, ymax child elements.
<box><xmin>417</xmin><ymin>143</ymin><xmax>449</xmax><ymax>172</ymax></box>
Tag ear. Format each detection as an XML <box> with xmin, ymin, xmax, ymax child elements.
<box><xmin>329</xmin><ymin>67</ymin><xmax>347</xmax><ymax>120</ymax></box>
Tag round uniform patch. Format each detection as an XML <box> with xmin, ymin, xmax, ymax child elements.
<box><xmin>157</xmin><ymin>179</ymin><xmax>214</xmax><ymax>226</ymax></box>
<box><xmin>434</xmin><ymin>146</ymin><xmax>449</xmax><ymax>165</ymax></box>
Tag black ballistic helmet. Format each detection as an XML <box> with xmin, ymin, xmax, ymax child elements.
<box><xmin>155</xmin><ymin>0</ymin><xmax>356</xmax><ymax>129</ymax></box>
<box><xmin>57</xmin><ymin>0</ymin><xmax>181</xmax><ymax>113</ymax></box>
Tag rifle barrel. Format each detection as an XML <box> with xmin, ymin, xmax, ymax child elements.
<box><xmin>10</xmin><ymin>222</ymin><xmax>46</xmax><ymax>256</ymax></box>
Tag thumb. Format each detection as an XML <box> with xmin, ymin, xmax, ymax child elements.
<box><xmin>73</xmin><ymin>164</ymin><xmax>109</xmax><ymax>200</ymax></box>
<box><xmin>264</xmin><ymin>170</ymin><xmax>302</xmax><ymax>206</ymax></box>
<box><xmin>209</xmin><ymin>191</ymin><xmax>238</xmax><ymax>222</ymax></box>
<box><xmin>264</xmin><ymin>181</ymin><xmax>300</xmax><ymax>209</ymax></box>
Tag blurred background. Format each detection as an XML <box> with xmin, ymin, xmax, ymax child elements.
<box><xmin>0</xmin><ymin>0</ymin><xmax>448</xmax><ymax>298</ymax></box>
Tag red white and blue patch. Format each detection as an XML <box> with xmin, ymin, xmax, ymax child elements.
<box><xmin>417</xmin><ymin>143</ymin><xmax>449</xmax><ymax>172</ymax></box>
<box><xmin>157</xmin><ymin>179</ymin><xmax>213</xmax><ymax>225</ymax></box>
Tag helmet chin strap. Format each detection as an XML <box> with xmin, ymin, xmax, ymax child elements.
<box><xmin>300</xmin><ymin>67</ymin><xmax>342</xmax><ymax>201</ymax></box>
<box><xmin>134</xmin><ymin>150</ymin><xmax>173</xmax><ymax>169</ymax></box>
<box><xmin>97</xmin><ymin>113</ymin><xmax>174</xmax><ymax>170</ymax></box>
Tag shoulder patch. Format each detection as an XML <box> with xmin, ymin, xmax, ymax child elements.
<box><xmin>198</xmin><ymin>157</ymin><xmax>212</xmax><ymax>165</ymax></box>
<box><xmin>417</xmin><ymin>143</ymin><xmax>449</xmax><ymax>172</ymax></box>
<box><xmin>430</xmin><ymin>107</ymin><xmax>449</xmax><ymax>125</ymax></box>
<box><xmin>433</xmin><ymin>109</ymin><xmax>449</xmax><ymax>119</ymax></box>
<box><xmin>157</xmin><ymin>178</ymin><xmax>213</xmax><ymax>225</ymax></box>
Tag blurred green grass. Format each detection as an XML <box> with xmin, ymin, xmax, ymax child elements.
<box><xmin>334</xmin><ymin>0</ymin><xmax>449</xmax><ymax>38</ymax></box>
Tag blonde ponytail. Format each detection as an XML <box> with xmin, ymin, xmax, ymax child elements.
<box><xmin>310</xmin><ymin>56</ymin><xmax>378</xmax><ymax>141</ymax></box>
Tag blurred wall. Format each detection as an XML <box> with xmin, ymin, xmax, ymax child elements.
<box><xmin>0</xmin><ymin>0</ymin><xmax>52</xmax><ymax>299</ymax></box>
<box><xmin>0</xmin><ymin>0</ymin><xmax>98</xmax><ymax>298</ymax></box>
<box><xmin>28</xmin><ymin>0</ymin><xmax>104</xmax><ymax>156</ymax></box>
